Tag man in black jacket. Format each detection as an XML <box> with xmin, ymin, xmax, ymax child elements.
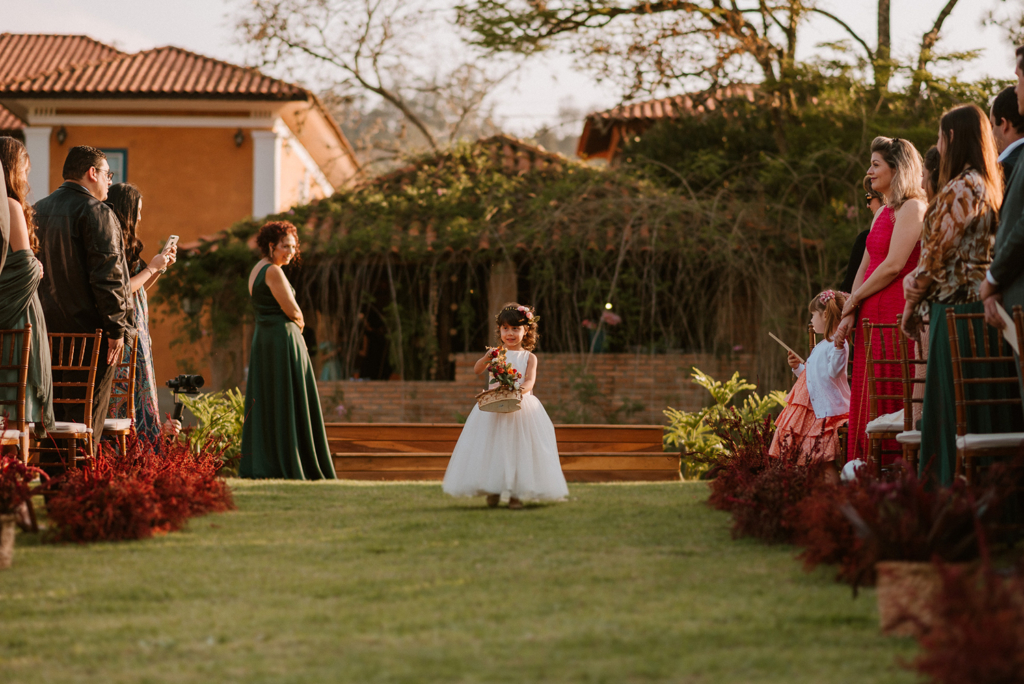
<box><xmin>34</xmin><ymin>146</ymin><xmax>133</xmax><ymax>446</ymax></box>
<box><xmin>991</xmin><ymin>85</ymin><xmax>1024</xmax><ymax>186</ymax></box>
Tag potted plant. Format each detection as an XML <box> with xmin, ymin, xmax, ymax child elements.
<box><xmin>0</xmin><ymin>454</ymin><xmax>43</xmax><ymax>569</ymax></box>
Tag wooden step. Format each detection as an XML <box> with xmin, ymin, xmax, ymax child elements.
<box><xmin>330</xmin><ymin>470</ymin><xmax>680</xmax><ymax>483</ymax></box>
<box><xmin>332</xmin><ymin>453</ymin><xmax>678</xmax><ymax>471</ymax></box>
<box><xmin>326</xmin><ymin>423</ymin><xmax>673</xmax><ymax>483</ymax></box>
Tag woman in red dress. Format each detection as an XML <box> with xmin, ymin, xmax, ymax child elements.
<box><xmin>834</xmin><ymin>137</ymin><xmax>927</xmax><ymax>465</ymax></box>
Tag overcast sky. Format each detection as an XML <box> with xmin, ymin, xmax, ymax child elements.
<box><xmin>0</xmin><ymin>0</ymin><xmax>1016</xmax><ymax>137</ymax></box>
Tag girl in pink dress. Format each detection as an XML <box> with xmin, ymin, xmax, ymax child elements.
<box><xmin>769</xmin><ymin>290</ymin><xmax>851</xmax><ymax>463</ymax></box>
<box><xmin>835</xmin><ymin>137</ymin><xmax>927</xmax><ymax>465</ymax></box>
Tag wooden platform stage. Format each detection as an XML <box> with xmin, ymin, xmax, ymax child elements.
<box><xmin>325</xmin><ymin>423</ymin><xmax>680</xmax><ymax>482</ymax></box>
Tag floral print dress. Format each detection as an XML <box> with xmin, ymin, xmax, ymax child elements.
<box><xmin>108</xmin><ymin>263</ymin><xmax>161</xmax><ymax>444</ymax></box>
<box><xmin>907</xmin><ymin>168</ymin><xmax>997</xmax><ymax>328</ymax></box>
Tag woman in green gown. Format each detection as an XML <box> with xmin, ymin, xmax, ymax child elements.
<box><xmin>240</xmin><ymin>221</ymin><xmax>335</xmax><ymax>480</ymax></box>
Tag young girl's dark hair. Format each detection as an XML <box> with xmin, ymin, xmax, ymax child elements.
<box><xmin>808</xmin><ymin>290</ymin><xmax>848</xmax><ymax>342</ymax></box>
<box><xmin>494</xmin><ymin>302</ymin><xmax>539</xmax><ymax>351</ymax></box>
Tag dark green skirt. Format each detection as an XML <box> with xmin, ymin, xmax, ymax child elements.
<box><xmin>918</xmin><ymin>301</ymin><xmax>1024</xmax><ymax>486</ymax></box>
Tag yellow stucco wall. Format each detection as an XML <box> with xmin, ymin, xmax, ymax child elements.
<box><xmin>279</xmin><ymin>138</ymin><xmax>327</xmax><ymax>210</ymax></box>
<box><xmin>46</xmin><ymin>125</ymin><xmax>258</xmax><ymax>388</ymax></box>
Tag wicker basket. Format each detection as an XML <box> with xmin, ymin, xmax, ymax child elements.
<box><xmin>476</xmin><ymin>386</ymin><xmax>522</xmax><ymax>413</ymax></box>
<box><xmin>876</xmin><ymin>561</ymin><xmax>957</xmax><ymax>637</ymax></box>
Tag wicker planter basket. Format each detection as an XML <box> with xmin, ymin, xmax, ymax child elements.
<box><xmin>876</xmin><ymin>561</ymin><xmax>965</xmax><ymax>637</ymax></box>
<box><xmin>476</xmin><ymin>386</ymin><xmax>522</xmax><ymax>413</ymax></box>
<box><xmin>0</xmin><ymin>513</ymin><xmax>16</xmax><ymax>570</ymax></box>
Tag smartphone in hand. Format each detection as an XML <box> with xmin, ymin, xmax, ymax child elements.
<box><xmin>163</xmin><ymin>235</ymin><xmax>179</xmax><ymax>254</ymax></box>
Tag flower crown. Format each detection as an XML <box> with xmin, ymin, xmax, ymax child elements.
<box><xmin>496</xmin><ymin>304</ymin><xmax>538</xmax><ymax>326</ymax></box>
<box><xmin>817</xmin><ymin>290</ymin><xmax>849</xmax><ymax>305</ymax></box>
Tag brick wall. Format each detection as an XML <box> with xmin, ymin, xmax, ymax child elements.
<box><xmin>318</xmin><ymin>351</ymin><xmax>756</xmax><ymax>424</ymax></box>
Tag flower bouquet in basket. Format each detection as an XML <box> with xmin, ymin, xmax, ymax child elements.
<box><xmin>476</xmin><ymin>347</ymin><xmax>523</xmax><ymax>413</ymax></box>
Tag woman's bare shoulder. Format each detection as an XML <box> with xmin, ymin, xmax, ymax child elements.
<box><xmin>7</xmin><ymin>196</ymin><xmax>28</xmax><ymax>243</ymax></box>
<box><xmin>898</xmin><ymin>198</ymin><xmax>927</xmax><ymax>217</ymax></box>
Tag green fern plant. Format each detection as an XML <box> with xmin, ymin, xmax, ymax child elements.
<box><xmin>180</xmin><ymin>389</ymin><xmax>246</xmax><ymax>476</ymax></box>
<box><xmin>663</xmin><ymin>369</ymin><xmax>786</xmax><ymax>479</ymax></box>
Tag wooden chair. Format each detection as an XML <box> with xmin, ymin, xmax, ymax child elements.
<box><xmin>946</xmin><ymin>306</ymin><xmax>1024</xmax><ymax>484</ymax></box>
<box><xmin>31</xmin><ymin>330</ymin><xmax>102</xmax><ymax>471</ymax></box>
<box><xmin>862</xmin><ymin>316</ymin><xmax>908</xmax><ymax>475</ymax></box>
<box><xmin>0</xmin><ymin>325</ymin><xmax>32</xmax><ymax>460</ymax></box>
<box><xmin>896</xmin><ymin>323</ymin><xmax>926</xmax><ymax>470</ymax></box>
<box><xmin>103</xmin><ymin>334</ymin><xmax>139</xmax><ymax>455</ymax></box>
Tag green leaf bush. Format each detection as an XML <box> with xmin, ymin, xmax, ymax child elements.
<box><xmin>663</xmin><ymin>368</ymin><xmax>786</xmax><ymax>479</ymax></box>
<box><xmin>180</xmin><ymin>389</ymin><xmax>245</xmax><ymax>476</ymax></box>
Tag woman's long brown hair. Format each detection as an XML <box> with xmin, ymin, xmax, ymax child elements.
<box><xmin>0</xmin><ymin>136</ymin><xmax>38</xmax><ymax>252</ymax></box>
<box><xmin>105</xmin><ymin>183</ymin><xmax>145</xmax><ymax>269</ymax></box>
<box><xmin>938</xmin><ymin>104</ymin><xmax>1003</xmax><ymax>212</ymax></box>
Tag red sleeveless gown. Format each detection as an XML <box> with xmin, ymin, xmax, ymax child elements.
<box><xmin>847</xmin><ymin>206</ymin><xmax>919</xmax><ymax>464</ymax></box>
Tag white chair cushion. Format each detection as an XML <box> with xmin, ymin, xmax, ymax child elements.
<box><xmin>866</xmin><ymin>409</ymin><xmax>904</xmax><ymax>434</ymax></box>
<box><xmin>51</xmin><ymin>421</ymin><xmax>93</xmax><ymax>435</ymax></box>
<box><xmin>896</xmin><ymin>430</ymin><xmax>921</xmax><ymax>445</ymax></box>
<box><xmin>103</xmin><ymin>418</ymin><xmax>133</xmax><ymax>431</ymax></box>
<box><xmin>955</xmin><ymin>433</ymin><xmax>1024</xmax><ymax>450</ymax></box>
<box><xmin>1</xmin><ymin>429</ymin><xmax>22</xmax><ymax>440</ymax></box>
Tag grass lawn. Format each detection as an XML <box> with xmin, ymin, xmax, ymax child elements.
<box><xmin>0</xmin><ymin>481</ymin><xmax>917</xmax><ymax>683</ymax></box>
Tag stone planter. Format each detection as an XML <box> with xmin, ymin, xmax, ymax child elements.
<box><xmin>876</xmin><ymin>561</ymin><xmax>965</xmax><ymax>637</ymax></box>
<box><xmin>0</xmin><ymin>513</ymin><xmax>16</xmax><ymax>570</ymax></box>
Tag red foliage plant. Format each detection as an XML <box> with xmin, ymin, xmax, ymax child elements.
<box><xmin>44</xmin><ymin>432</ymin><xmax>234</xmax><ymax>543</ymax></box>
<box><xmin>0</xmin><ymin>454</ymin><xmax>44</xmax><ymax>514</ymax></box>
<box><xmin>910</xmin><ymin>562</ymin><xmax>1024</xmax><ymax>684</ymax></box>
<box><xmin>699</xmin><ymin>409</ymin><xmax>832</xmax><ymax>544</ymax></box>
<box><xmin>702</xmin><ymin>412</ymin><xmax>777</xmax><ymax>512</ymax></box>
<box><xmin>795</xmin><ymin>460</ymin><xmax>1003</xmax><ymax>590</ymax></box>
<box><xmin>792</xmin><ymin>468</ymin><xmax>878</xmax><ymax>585</ymax></box>
<box><xmin>728</xmin><ymin>452</ymin><xmax>831</xmax><ymax>544</ymax></box>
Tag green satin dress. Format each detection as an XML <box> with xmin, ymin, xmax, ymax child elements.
<box><xmin>239</xmin><ymin>264</ymin><xmax>336</xmax><ymax>480</ymax></box>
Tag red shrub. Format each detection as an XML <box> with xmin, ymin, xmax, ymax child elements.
<box><xmin>792</xmin><ymin>461</ymin><xmax>1003</xmax><ymax>589</ymax></box>
<box><xmin>0</xmin><ymin>454</ymin><xmax>44</xmax><ymax>514</ymax></box>
<box><xmin>728</xmin><ymin>454</ymin><xmax>831</xmax><ymax>544</ymax></box>
<box><xmin>44</xmin><ymin>432</ymin><xmax>234</xmax><ymax>543</ymax></box>
<box><xmin>703</xmin><ymin>413</ymin><xmax>776</xmax><ymax>512</ymax></box>
<box><xmin>910</xmin><ymin>563</ymin><xmax>1024</xmax><ymax>684</ymax></box>
<box><xmin>793</xmin><ymin>478</ymin><xmax>876</xmax><ymax>585</ymax></box>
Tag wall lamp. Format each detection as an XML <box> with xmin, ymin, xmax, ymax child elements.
<box><xmin>56</xmin><ymin>126</ymin><xmax>67</xmax><ymax>145</ymax></box>
<box><xmin>234</xmin><ymin>128</ymin><xmax>245</xmax><ymax>147</ymax></box>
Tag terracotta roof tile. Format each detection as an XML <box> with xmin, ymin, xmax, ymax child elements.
<box><xmin>0</xmin><ymin>45</ymin><xmax>309</xmax><ymax>101</ymax></box>
<box><xmin>577</xmin><ymin>85</ymin><xmax>758</xmax><ymax>160</ymax></box>
<box><xmin>0</xmin><ymin>33</ymin><xmax>122</xmax><ymax>86</ymax></box>
<box><xmin>589</xmin><ymin>85</ymin><xmax>757</xmax><ymax>125</ymax></box>
<box><xmin>0</xmin><ymin>33</ymin><xmax>125</xmax><ymax>131</ymax></box>
<box><xmin>0</xmin><ymin>106</ymin><xmax>21</xmax><ymax>132</ymax></box>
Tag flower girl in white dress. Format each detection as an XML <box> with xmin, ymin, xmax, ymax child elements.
<box><xmin>443</xmin><ymin>303</ymin><xmax>569</xmax><ymax>509</ymax></box>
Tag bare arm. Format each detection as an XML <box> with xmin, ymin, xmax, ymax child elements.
<box><xmin>132</xmin><ymin>246</ymin><xmax>178</xmax><ymax>293</ymax></box>
<box><xmin>474</xmin><ymin>349</ymin><xmax>496</xmax><ymax>375</ymax></box>
<box><xmin>520</xmin><ymin>353</ymin><xmax>538</xmax><ymax>393</ymax></box>
<box><xmin>845</xmin><ymin>200</ymin><xmax>925</xmax><ymax>313</ymax></box>
<box><xmin>264</xmin><ymin>265</ymin><xmax>305</xmax><ymax>329</ymax></box>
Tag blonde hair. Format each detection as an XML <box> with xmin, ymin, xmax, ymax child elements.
<box><xmin>870</xmin><ymin>136</ymin><xmax>926</xmax><ymax>210</ymax></box>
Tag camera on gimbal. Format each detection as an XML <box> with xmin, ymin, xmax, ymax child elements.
<box><xmin>166</xmin><ymin>374</ymin><xmax>205</xmax><ymax>420</ymax></box>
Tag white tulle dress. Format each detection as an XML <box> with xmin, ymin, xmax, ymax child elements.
<box><xmin>443</xmin><ymin>349</ymin><xmax>569</xmax><ymax>502</ymax></box>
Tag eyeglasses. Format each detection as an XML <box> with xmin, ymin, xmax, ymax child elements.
<box><xmin>94</xmin><ymin>167</ymin><xmax>114</xmax><ymax>182</ymax></box>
